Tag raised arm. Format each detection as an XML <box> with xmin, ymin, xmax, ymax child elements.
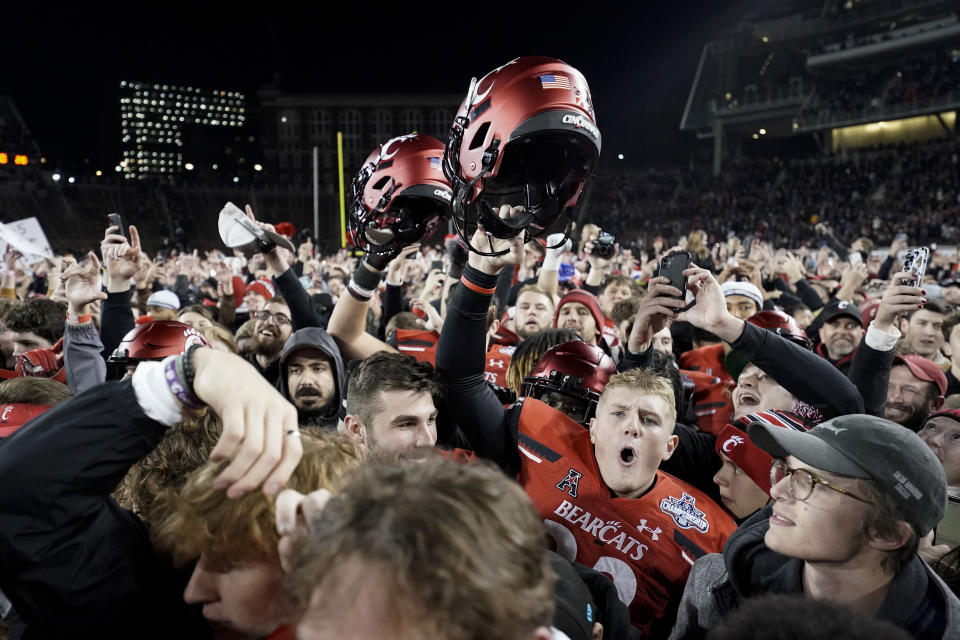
<box><xmin>437</xmin><ymin>206</ymin><xmax>525</xmax><ymax>467</ymax></box>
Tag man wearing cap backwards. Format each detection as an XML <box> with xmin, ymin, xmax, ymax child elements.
<box><xmin>885</xmin><ymin>354</ymin><xmax>947</xmax><ymax>431</ymax></box>
<box><xmin>919</xmin><ymin>408</ymin><xmax>960</xmax><ymax>497</ymax></box>
<box><xmin>670</xmin><ymin>414</ymin><xmax>960</xmax><ymax>640</ymax></box>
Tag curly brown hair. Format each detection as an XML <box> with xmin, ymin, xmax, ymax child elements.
<box><xmin>3</xmin><ymin>298</ymin><xmax>66</xmax><ymax>344</ymax></box>
<box><xmin>113</xmin><ymin>409</ymin><xmax>223</xmax><ymax>521</ymax></box>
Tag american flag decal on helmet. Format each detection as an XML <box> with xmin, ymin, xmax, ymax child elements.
<box><xmin>539</xmin><ymin>74</ymin><xmax>571</xmax><ymax>90</ymax></box>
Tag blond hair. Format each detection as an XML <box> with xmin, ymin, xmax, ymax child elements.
<box><xmin>600</xmin><ymin>368</ymin><xmax>678</xmax><ymax>427</ymax></box>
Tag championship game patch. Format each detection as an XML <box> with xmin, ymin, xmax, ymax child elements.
<box><xmin>659</xmin><ymin>493</ymin><xmax>709</xmax><ymax>533</ymax></box>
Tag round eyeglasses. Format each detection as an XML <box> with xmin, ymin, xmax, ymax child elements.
<box><xmin>769</xmin><ymin>459</ymin><xmax>873</xmax><ymax>505</ymax></box>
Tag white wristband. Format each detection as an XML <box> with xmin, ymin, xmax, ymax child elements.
<box><xmin>132</xmin><ymin>357</ymin><xmax>185</xmax><ymax>426</ymax></box>
<box><xmin>865</xmin><ymin>321</ymin><xmax>901</xmax><ymax>352</ymax></box>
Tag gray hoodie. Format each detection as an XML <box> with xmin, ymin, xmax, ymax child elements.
<box><xmin>669</xmin><ymin>505</ymin><xmax>960</xmax><ymax>640</ymax></box>
<box><xmin>276</xmin><ymin>327</ymin><xmax>346</xmax><ymax>429</ymax></box>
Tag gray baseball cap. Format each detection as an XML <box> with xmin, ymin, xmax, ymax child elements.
<box><xmin>748</xmin><ymin>414</ymin><xmax>947</xmax><ymax>535</ymax></box>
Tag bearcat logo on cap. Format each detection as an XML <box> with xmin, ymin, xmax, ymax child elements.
<box><xmin>721</xmin><ymin>434</ymin><xmax>744</xmax><ymax>453</ymax></box>
<box><xmin>660</xmin><ymin>493</ymin><xmax>710</xmax><ymax>533</ymax></box>
<box><xmin>1</xmin><ymin>405</ymin><xmax>14</xmax><ymax>422</ymax></box>
<box><xmin>433</xmin><ymin>189</ymin><xmax>452</xmax><ymax>202</ymax></box>
<box><xmin>837</xmin><ymin>301</ymin><xmax>849</xmax><ymax>310</ymax></box>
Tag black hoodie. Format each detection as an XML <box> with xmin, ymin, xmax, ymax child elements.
<box><xmin>276</xmin><ymin>327</ymin><xmax>346</xmax><ymax>430</ymax></box>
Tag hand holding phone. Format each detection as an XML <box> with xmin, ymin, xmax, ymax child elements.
<box><xmin>107</xmin><ymin>213</ymin><xmax>128</xmax><ymax>241</ymax></box>
<box><xmin>900</xmin><ymin>247</ymin><xmax>929</xmax><ymax>286</ymax></box>
<box><xmin>656</xmin><ymin>252</ymin><xmax>694</xmax><ymax>300</ymax></box>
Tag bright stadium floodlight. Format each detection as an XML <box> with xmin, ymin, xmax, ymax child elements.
<box><xmin>68</xmin><ymin>177</ymin><xmax>76</xmax><ymax>183</ymax></box>
<box><xmin>618</xmin><ymin>154</ymin><xmax>624</xmax><ymax>160</ymax></box>
<box><xmin>52</xmin><ymin>173</ymin><xmax>61</xmax><ymax>181</ymax></box>
<box><xmin>254</xmin><ymin>163</ymin><xmax>262</xmax><ymax>171</ymax></box>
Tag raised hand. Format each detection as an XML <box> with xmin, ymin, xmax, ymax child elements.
<box><xmin>61</xmin><ymin>252</ymin><xmax>108</xmax><ymax>315</ymax></box>
<box><xmin>627</xmin><ymin>276</ymin><xmax>685</xmax><ymax>353</ymax></box>
<box><xmin>192</xmin><ymin>348</ymin><xmax>303</xmax><ymax>499</ymax></box>
<box><xmin>676</xmin><ymin>266</ymin><xmax>744</xmax><ymax>343</ymax></box>
<box><xmin>465</xmin><ymin>205</ymin><xmax>525</xmax><ymax>276</ymax></box>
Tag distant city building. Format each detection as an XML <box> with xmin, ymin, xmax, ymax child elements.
<box><xmin>257</xmin><ymin>88</ymin><xmax>461</xmax><ymax>190</ymax></box>
<box><xmin>118</xmin><ymin>80</ymin><xmax>248</xmax><ymax>179</ymax></box>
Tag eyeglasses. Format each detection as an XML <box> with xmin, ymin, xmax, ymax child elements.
<box><xmin>256</xmin><ymin>310</ymin><xmax>291</xmax><ymax>326</ymax></box>
<box><xmin>769</xmin><ymin>459</ymin><xmax>873</xmax><ymax>505</ymax></box>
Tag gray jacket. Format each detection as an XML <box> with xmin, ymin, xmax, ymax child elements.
<box><xmin>276</xmin><ymin>327</ymin><xmax>345</xmax><ymax>430</ymax></box>
<box><xmin>669</xmin><ymin>505</ymin><xmax>960</xmax><ymax>640</ymax></box>
<box><xmin>63</xmin><ymin>321</ymin><xmax>106</xmax><ymax>394</ymax></box>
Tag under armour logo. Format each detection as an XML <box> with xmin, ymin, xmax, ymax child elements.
<box><xmin>488</xmin><ymin>358</ymin><xmax>505</xmax><ymax>369</ymax></box>
<box><xmin>637</xmin><ymin>519</ymin><xmax>662</xmax><ymax>541</ymax></box>
<box><xmin>556</xmin><ymin>468</ymin><xmax>582</xmax><ymax>498</ymax></box>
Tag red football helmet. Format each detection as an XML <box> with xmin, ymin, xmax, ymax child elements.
<box><xmin>442</xmin><ymin>56</ymin><xmax>600</xmax><ymax>256</ymax></box>
<box><xmin>349</xmin><ymin>134</ymin><xmax>453</xmax><ymax>259</ymax></box>
<box><xmin>521</xmin><ymin>340</ymin><xmax>615</xmax><ymax>425</ymax></box>
<box><xmin>108</xmin><ymin>320</ymin><xmax>210</xmax><ymax>379</ymax></box>
<box><xmin>748</xmin><ymin>310</ymin><xmax>811</xmax><ymax>350</ymax></box>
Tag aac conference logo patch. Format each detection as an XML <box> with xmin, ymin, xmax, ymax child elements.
<box><xmin>659</xmin><ymin>493</ymin><xmax>709</xmax><ymax>534</ymax></box>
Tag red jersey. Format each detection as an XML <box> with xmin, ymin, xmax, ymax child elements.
<box><xmin>484</xmin><ymin>344</ymin><xmax>515</xmax><ymax>388</ymax></box>
<box><xmin>678</xmin><ymin>344</ymin><xmax>736</xmax><ymax>435</ymax></box>
<box><xmin>515</xmin><ymin>398</ymin><xmax>735</xmax><ymax>635</ymax></box>
<box><xmin>394</xmin><ymin>329</ymin><xmax>439</xmax><ymax>365</ymax></box>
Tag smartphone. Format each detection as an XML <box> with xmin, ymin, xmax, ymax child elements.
<box><xmin>900</xmin><ymin>247</ymin><xmax>929</xmax><ymax>286</ymax></box>
<box><xmin>107</xmin><ymin>213</ymin><xmax>128</xmax><ymax>241</ymax></box>
<box><xmin>430</xmin><ymin>260</ymin><xmax>443</xmax><ymax>272</ymax></box>
<box><xmin>657</xmin><ymin>251</ymin><xmax>694</xmax><ymax>298</ymax></box>
<box><xmin>894</xmin><ymin>233</ymin><xmax>907</xmax><ymax>243</ymax></box>
<box><xmin>743</xmin><ymin>235</ymin><xmax>754</xmax><ymax>257</ymax></box>
<box><xmin>848</xmin><ymin>251</ymin><xmax>862</xmax><ymax>266</ymax></box>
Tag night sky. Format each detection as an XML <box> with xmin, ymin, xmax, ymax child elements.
<box><xmin>5</xmin><ymin>2</ymin><xmax>762</xmax><ymax>172</ymax></box>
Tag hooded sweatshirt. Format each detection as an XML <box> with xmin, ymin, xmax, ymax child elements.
<box><xmin>668</xmin><ymin>505</ymin><xmax>960</xmax><ymax>640</ymax></box>
<box><xmin>276</xmin><ymin>327</ymin><xmax>346</xmax><ymax>431</ymax></box>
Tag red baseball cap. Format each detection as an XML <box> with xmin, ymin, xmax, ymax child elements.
<box><xmin>893</xmin><ymin>355</ymin><xmax>948</xmax><ymax>396</ymax></box>
<box><xmin>0</xmin><ymin>403</ymin><xmax>52</xmax><ymax>438</ymax></box>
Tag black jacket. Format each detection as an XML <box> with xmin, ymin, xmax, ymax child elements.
<box><xmin>0</xmin><ymin>381</ymin><xmax>207</xmax><ymax>639</ymax></box>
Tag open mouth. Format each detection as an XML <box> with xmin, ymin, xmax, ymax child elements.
<box><xmin>737</xmin><ymin>392</ymin><xmax>758</xmax><ymax>407</ymax></box>
<box><xmin>619</xmin><ymin>446</ymin><xmax>636</xmax><ymax>465</ymax></box>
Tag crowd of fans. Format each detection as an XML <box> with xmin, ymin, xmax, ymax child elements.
<box><xmin>1</xmin><ymin>55</ymin><xmax>960</xmax><ymax>640</ymax></box>
<box><xmin>591</xmin><ymin>137</ymin><xmax>960</xmax><ymax>250</ymax></box>
<box><xmin>806</xmin><ymin>52</ymin><xmax>960</xmax><ymax>122</ymax></box>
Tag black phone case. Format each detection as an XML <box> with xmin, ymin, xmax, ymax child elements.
<box><xmin>658</xmin><ymin>252</ymin><xmax>693</xmax><ymax>298</ymax></box>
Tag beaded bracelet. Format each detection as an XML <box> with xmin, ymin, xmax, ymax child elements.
<box><xmin>182</xmin><ymin>343</ymin><xmax>203</xmax><ymax>394</ymax></box>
